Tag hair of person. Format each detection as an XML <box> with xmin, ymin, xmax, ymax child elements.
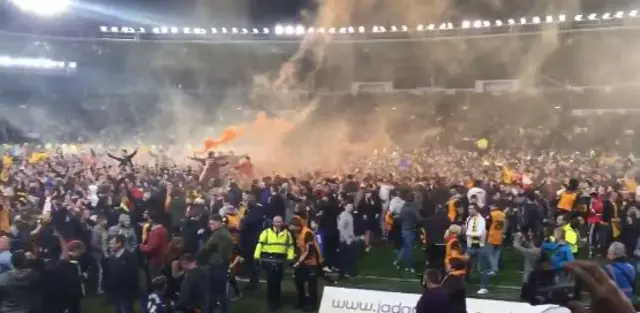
<box><xmin>209</xmin><ymin>214</ymin><xmax>223</xmax><ymax>223</ymax></box>
<box><xmin>608</xmin><ymin>241</ymin><xmax>626</xmax><ymax>259</ymax></box>
<box><xmin>423</xmin><ymin>268</ymin><xmax>442</xmax><ymax>285</ymax></box>
<box><xmin>112</xmin><ymin>234</ymin><xmax>126</xmax><ymax>246</ymax></box>
<box><xmin>11</xmin><ymin>250</ymin><xmax>27</xmax><ymax>269</ymax></box>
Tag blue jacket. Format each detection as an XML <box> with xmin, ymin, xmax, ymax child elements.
<box><xmin>604</xmin><ymin>260</ymin><xmax>636</xmax><ymax>301</ymax></box>
<box><xmin>541</xmin><ymin>241</ymin><xmax>574</xmax><ymax>270</ymax></box>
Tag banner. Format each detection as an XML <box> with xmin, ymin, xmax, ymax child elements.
<box><xmin>475</xmin><ymin>79</ymin><xmax>520</xmax><ymax>93</ymax></box>
<box><xmin>319</xmin><ymin>286</ymin><xmax>570</xmax><ymax>313</ymax></box>
<box><xmin>351</xmin><ymin>82</ymin><xmax>394</xmax><ymax>95</ymax></box>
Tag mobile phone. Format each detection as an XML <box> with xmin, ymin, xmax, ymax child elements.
<box><xmin>521</xmin><ymin>268</ymin><xmax>578</xmax><ymax>306</ymax></box>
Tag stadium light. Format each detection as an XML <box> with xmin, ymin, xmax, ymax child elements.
<box><xmin>507</xmin><ymin>19</ymin><xmax>516</xmax><ymax>25</ymax></box>
<box><xmin>427</xmin><ymin>24</ymin><xmax>435</xmax><ymax>30</ymax></box>
<box><xmin>558</xmin><ymin>14</ymin><xmax>566</xmax><ymax>22</ymax></box>
<box><xmin>10</xmin><ymin>0</ymin><xmax>70</xmax><ymax>16</ymax></box>
<box><xmin>532</xmin><ymin>16</ymin><xmax>541</xmax><ymax>24</ymax></box>
<box><xmin>495</xmin><ymin>20</ymin><xmax>503</xmax><ymax>26</ymax></box>
<box><xmin>587</xmin><ymin>13</ymin><xmax>597</xmax><ymax>20</ymax></box>
<box><xmin>574</xmin><ymin>14</ymin><xmax>583</xmax><ymax>21</ymax></box>
<box><xmin>630</xmin><ymin>10</ymin><xmax>638</xmax><ymax>17</ymax></box>
<box><xmin>461</xmin><ymin>20</ymin><xmax>471</xmax><ymax>28</ymax></box>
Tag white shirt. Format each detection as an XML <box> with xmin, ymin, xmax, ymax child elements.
<box><xmin>467</xmin><ymin>187</ymin><xmax>487</xmax><ymax>208</ymax></box>
<box><xmin>464</xmin><ymin>214</ymin><xmax>487</xmax><ymax>247</ymax></box>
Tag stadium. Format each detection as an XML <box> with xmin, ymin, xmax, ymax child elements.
<box><xmin>0</xmin><ymin>0</ymin><xmax>639</xmax><ymax>313</ymax></box>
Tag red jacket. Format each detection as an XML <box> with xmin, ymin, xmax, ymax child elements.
<box><xmin>140</xmin><ymin>225</ymin><xmax>169</xmax><ymax>268</ymax></box>
<box><xmin>587</xmin><ymin>197</ymin><xmax>604</xmax><ymax>224</ymax></box>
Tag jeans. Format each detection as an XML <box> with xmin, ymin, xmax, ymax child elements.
<box><xmin>395</xmin><ymin>230</ymin><xmax>415</xmax><ymax>268</ymax></box>
<box><xmin>339</xmin><ymin>242</ymin><xmax>357</xmax><ymax>277</ymax></box>
<box><xmin>113</xmin><ymin>296</ymin><xmax>135</xmax><ymax>313</ymax></box>
<box><xmin>210</xmin><ymin>266</ymin><xmax>229</xmax><ymax>313</ymax></box>
<box><xmin>467</xmin><ymin>246</ymin><xmax>489</xmax><ymax>288</ymax></box>
<box><xmin>466</xmin><ymin>246</ymin><xmax>487</xmax><ymax>274</ymax></box>
<box><xmin>485</xmin><ymin>244</ymin><xmax>502</xmax><ymax>273</ymax></box>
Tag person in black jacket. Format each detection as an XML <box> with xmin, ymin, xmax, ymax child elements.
<box><xmin>104</xmin><ymin>234</ymin><xmax>139</xmax><ymax>313</ymax></box>
<box><xmin>441</xmin><ymin>258</ymin><xmax>467</xmax><ymax>313</ymax></box>
<box><xmin>174</xmin><ymin>253</ymin><xmax>211</xmax><ymax>313</ymax></box>
<box><xmin>0</xmin><ymin>250</ymin><xmax>42</xmax><ymax>313</ymax></box>
<box><xmin>239</xmin><ymin>193</ymin><xmax>264</xmax><ymax>291</ymax></box>
<box><xmin>424</xmin><ymin>205</ymin><xmax>451</xmax><ymax>275</ymax></box>
<box><xmin>107</xmin><ymin>149</ymin><xmax>138</xmax><ymax>168</ymax></box>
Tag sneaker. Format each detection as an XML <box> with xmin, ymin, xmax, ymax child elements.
<box><xmin>404</xmin><ymin>268</ymin><xmax>415</xmax><ymax>274</ymax></box>
<box><xmin>393</xmin><ymin>261</ymin><xmax>400</xmax><ymax>269</ymax></box>
<box><xmin>476</xmin><ymin>288</ymin><xmax>489</xmax><ymax>295</ymax></box>
<box><xmin>365</xmin><ymin>246</ymin><xmax>371</xmax><ymax>253</ymax></box>
<box><xmin>231</xmin><ymin>293</ymin><xmax>242</xmax><ymax>301</ymax></box>
<box><xmin>486</xmin><ymin>271</ymin><xmax>497</xmax><ymax>276</ymax></box>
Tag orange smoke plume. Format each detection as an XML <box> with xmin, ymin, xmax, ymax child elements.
<box><xmin>199</xmin><ymin>128</ymin><xmax>239</xmax><ymax>153</ymax></box>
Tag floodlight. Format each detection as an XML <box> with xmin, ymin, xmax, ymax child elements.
<box><xmin>507</xmin><ymin>19</ymin><xmax>516</xmax><ymax>25</ymax></box>
<box><xmin>614</xmin><ymin>11</ymin><xmax>624</xmax><ymax>18</ymax></box>
<box><xmin>317</xmin><ymin>27</ymin><xmax>325</xmax><ymax>33</ymax></box>
<box><xmin>472</xmin><ymin>20</ymin><xmax>482</xmax><ymax>28</ymax></box>
<box><xmin>390</xmin><ymin>25</ymin><xmax>398</xmax><ymax>31</ymax></box>
<box><xmin>378</xmin><ymin>26</ymin><xmax>386</xmax><ymax>32</ymax></box>
<box><xmin>358</xmin><ymin>26</ymin><xmax>365</xmax><ymax>33</ymax></box>
<box><xmin>338</xmin><ymin>27</ymin><xmax>346</xmax><ymax>33</ymax></box>
<box><xmin>401</xmin><ymin>25</ymin><xmax>408</xmax><ymax>31</ymax></box>
<box><xmin>416</xmin><ymin>24</ymin><xmax>424</xmax><ymax>31</ymax></box>
<box><xmin>558</xmin><ymin>14</ymin><xmax>566</xmax><ymax>22</ymax></box>
<box><xmin>348</xmin><ymin>26</ymin><xmax>355</xmax><ymax>33</ymax></box>
<box><xmin>545</xmin><ymin>15</ymin><xmax>553</xmax><ymax>23</ymax></box>
<box><xmin>461</xmin><ymin>20</ymin><xmax>471</xmax><ymax>28</ymax></box>
<box><xmin>221</xmin><ymin>27</ymin><xmax>228</xmax><ymax>33</ymax></box>
<box><xmin>629</xmin><ymin>10</ymin><xmax>638</xmax><ymax>17</ymax></box>
<box><xmin>211</xmin><ymin>28</ymin><xmax>218</xmax><ymax>34</ymax></box>
<box><xmin>587</xmin><ymin>13</ymin><xmax>597</xmax><ymax>20</ymax></box>
<box><xmin>427</xmin><ymin>24</ymin><xmax>435</xmax><ymax>30</ymax></box>
<box><xmin>295</xmin><ymin>25</ymin><xmax>305</xmax><ymax>35</ymax></box>
<box><xmin>532</xmin><ymin>16</ymin><xmax>541</xmax><ymax>24</ymax></box>
<box><xmin>574</xmin><ymin>14</ymin><xmax>583</xmax><ymax>21</ymax></box>
<box><xmin>495</xmin><ymin>20</ymin><xmax>503</xmax><ymax>26</ymax></box>
<box><xmin>231</xmin><ymin>27</ymin><xmax>238</xmax><ymax>33</ymax></box>
<box><xmin>10</xmin><ymin>0</ymin><xmax>70</xmax><ymax>16</ymax></box>
<box><xmin>328</xmin><ymin>27</ymin><xmax>336</xmax><ymax>33</ymax></box>
<box><xmin>284</xmin><ymin>25</ymin><xmax>294</xmax><ymax>35</ymax></box>
<box><xmin>252</xmin><ymin>28</ymin><xmax>259</xmax><ymax>34</ymax></box>
<box><xmin>519</xmin><ymin>17</ymin><xmax>527</xmax><ymax>24</ymax></box>
<box><xmin>483</xmin><ymin>20</ymin><xmax>491</xmax><ymax>27</ymax></box>
<box><xmin>602</xmin><ymin>12</ymin><xmax>612</xmax><ymax>19</ymax></box>
<box><xmin>262</xmin><ymin>28</ymin><xmax>269</xmax><ymax>34</ymax></box>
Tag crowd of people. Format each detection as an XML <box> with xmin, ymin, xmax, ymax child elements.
<box><xmin>0</xmin><ymin>140</ymin><xmax>638</xmax><ymax>313</ymax></box>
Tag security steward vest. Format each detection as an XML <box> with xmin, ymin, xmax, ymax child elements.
<box><xmin>253</xmin><ymin>227</ymin><xmax>295</xmax><ymax>262</ymax></box>
<box><xmin>296</xmin><ymin>227</ymin><xmax>324</xmax><ymax>266</ymax></box>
